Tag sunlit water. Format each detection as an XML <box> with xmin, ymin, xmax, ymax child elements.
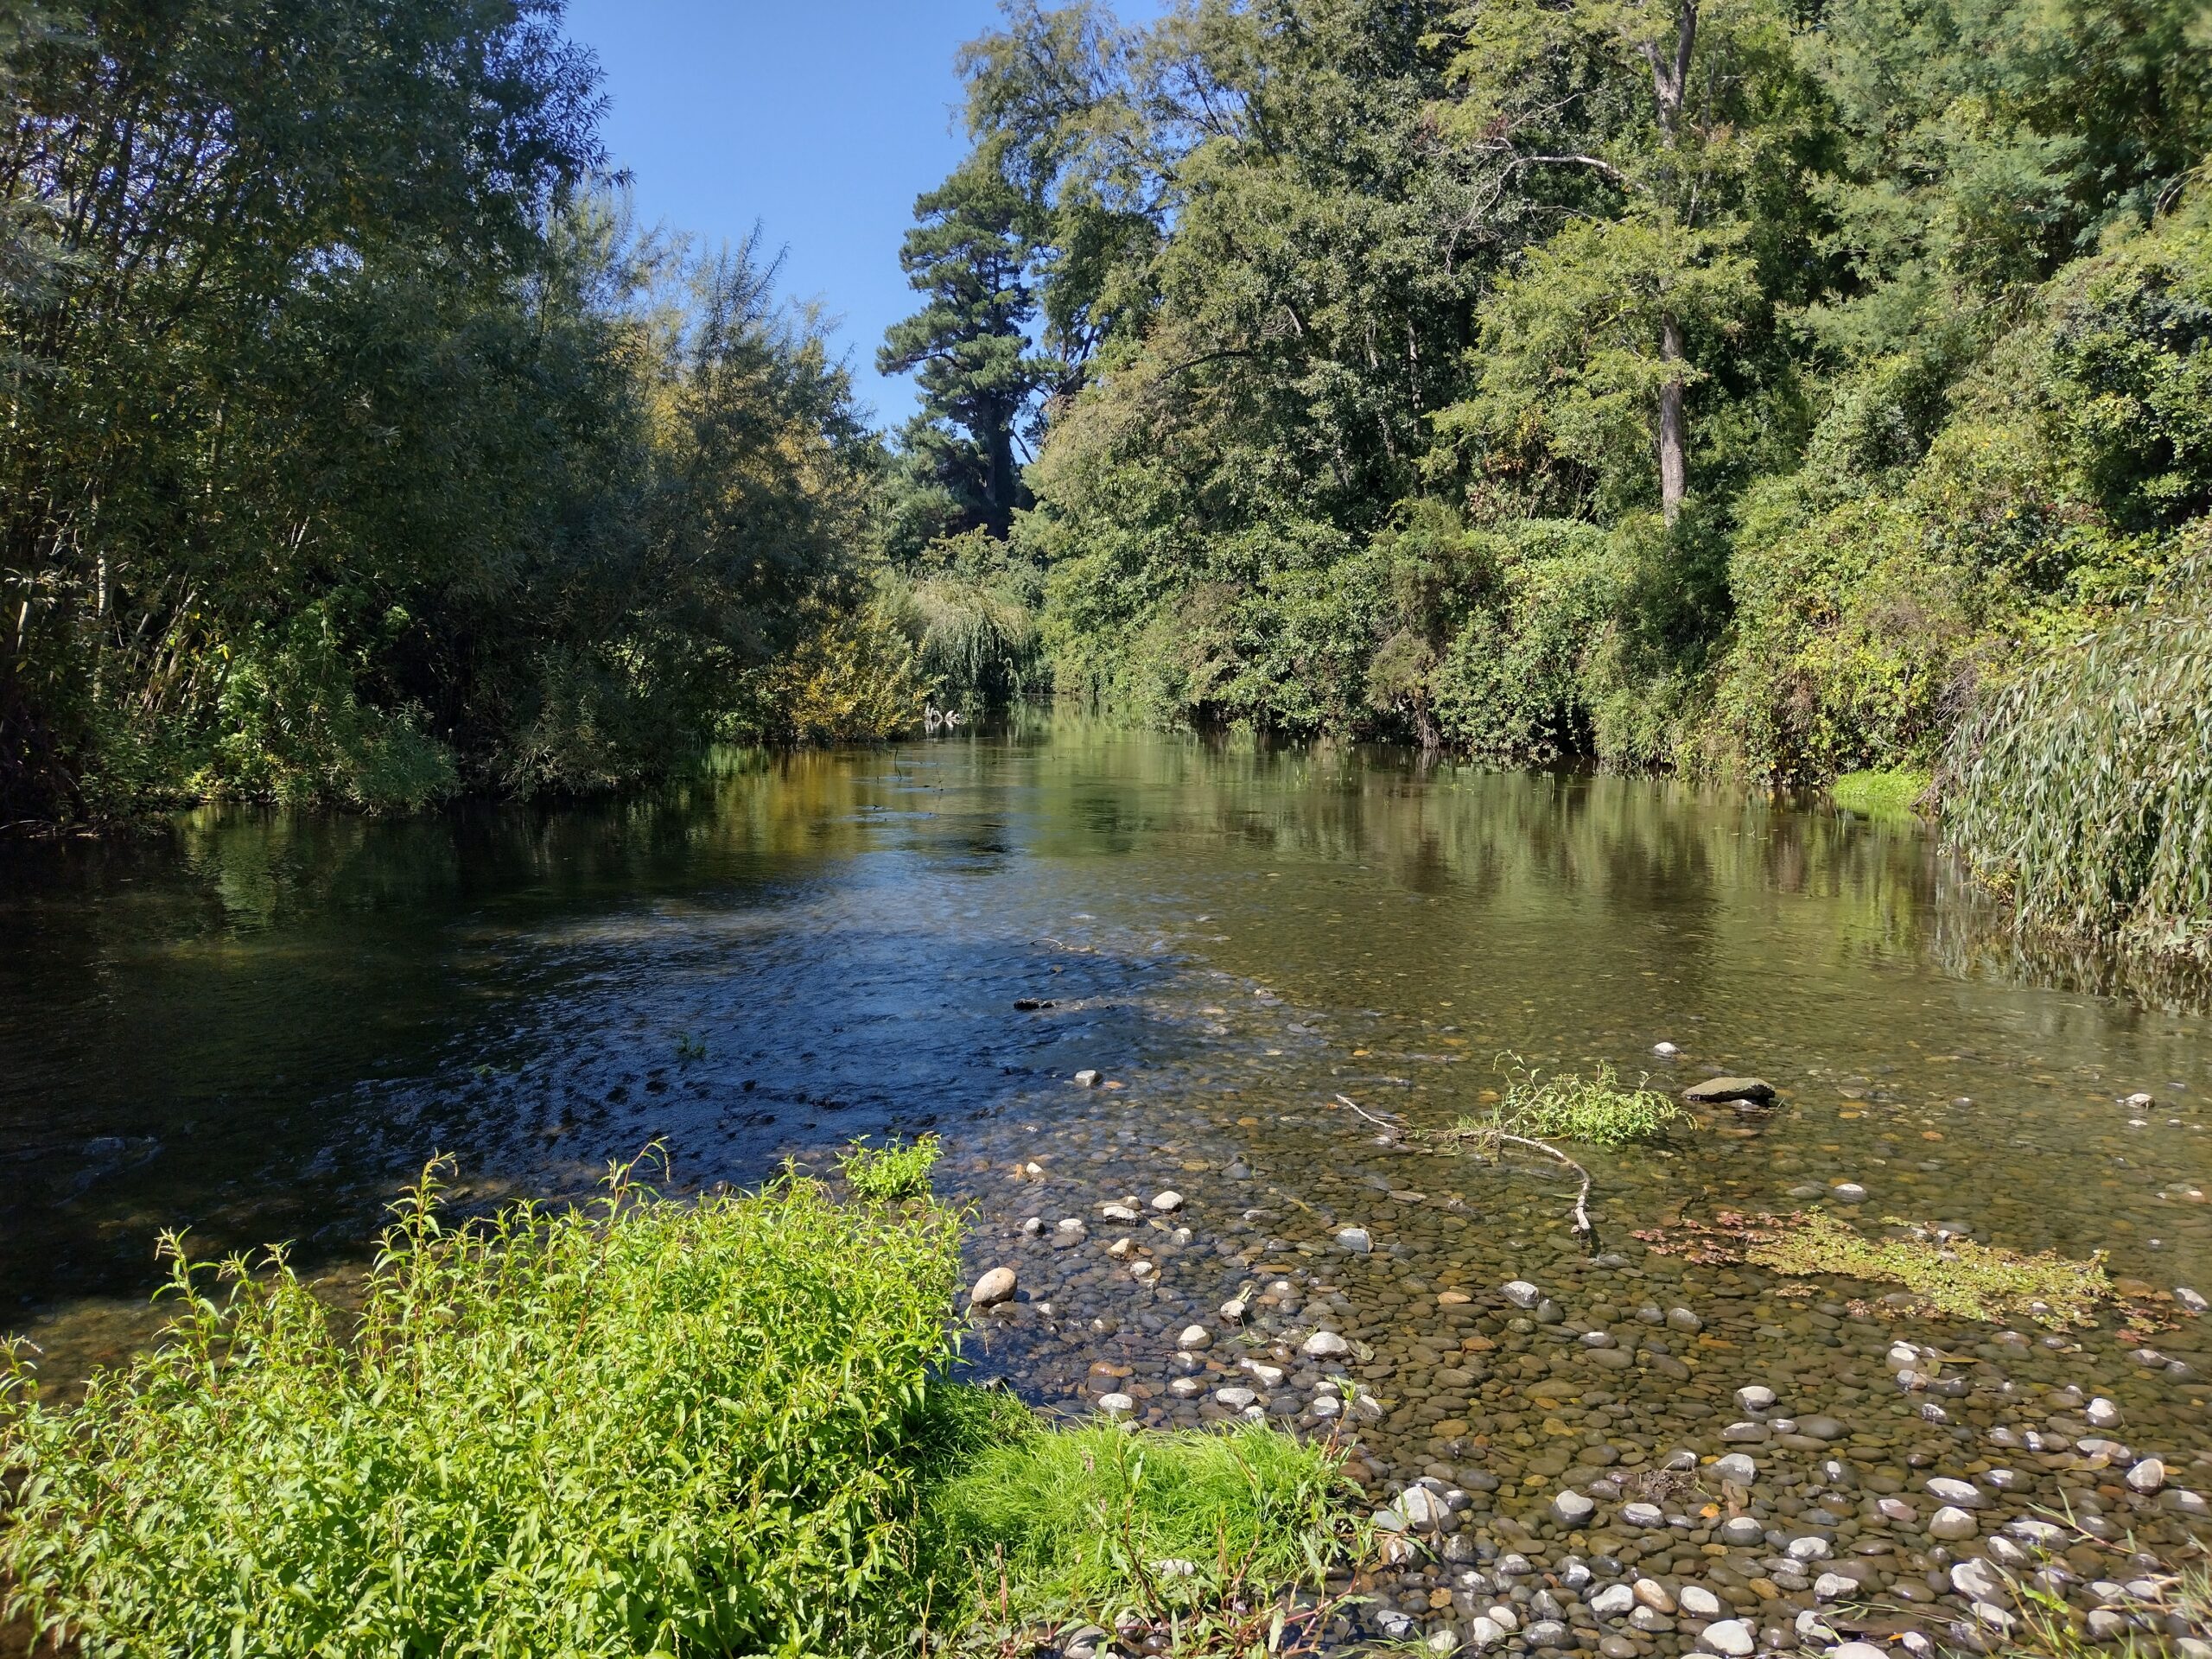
<box><xmin>5</xmin><ymin>722</ymin><xmax>2209</xmax><ymax>1630</ymax></box>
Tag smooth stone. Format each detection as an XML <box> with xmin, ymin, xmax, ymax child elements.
<box><xmin>1073</xmin><ymin>1070</ymin><xmax>1101</xmax><ymax>1087</ymax></box>
<box><xmin>1736</xmin><ymin>1386</ymin><xmax>1777</xmax><ymax>1413</ymax></box>
<box><xmin>1679</xmin><ymin>1586</ymin><xmax>1722</xmax><ymax>1618</ymax></box>
<box><xmin>1590</xmin><ymin>1586</ymin><xmax>1635</xmax><ymax>1619</ymax></box>
<box><xmin>1503</xmin><ymin>1281</ymin><xmax>1542</xmax><ymax>1308</ymax></box>
<box><xmin>1219</xmin><ymin>1297</ymin><xmax>1248</xmax><ymax>1322</ymax></box>
<box><xmin>1951</xmin><ymin>1559</ymin><xmax>2009</xmax><ymax>1605</ymax></box>
<box><xmin>1828</xmin><ymin>1645</ymin><xmax>1889</xmax><ymax>1659</ymax></box>
<box><xmin>1469</xmin><ymin>1615</ymin><xmax>1507</xmax><ymax>1649</ymax></box>
<box><xmin>1830</xmin><ymin>1183</ymin><xmax>1867</xmax><ymax>1204</ymax></box>
<box><xmin>1700</xmin><ymin>1618</ymin><xmax>1755</xmax><ymax>1657</ymax></box>
<box><xmin>1150</xmin><ymin>1190</ymin><xmax>1184</xmax><ymax>1212</ymax></box>
<box><xmin>1632</xmin><ymin>1580</ymin><xmax>1676</xmax><ymax>1613</ymax></box>
<box><xmin>1525</xmin><ymin>1621</ymin><xmax>1568</xmax><ymax>1649</ymax></box>
<box><xmin>1719</xmin><ymin>1516</ymin><xmax>1765</xmax><ymax>1547</ymax></box>
<box><xmin>2126</xmin><ymin>1458</ymin><xmax>2166</xmax><ymax>1494</ymax></box>
<box><xmin>1712</xmin><ymin>1453</ymin><xmax>1757</xmax><ymax>1486</ymax></box>
<box><xmin>1654</xmin><ymin>1041</ymin><xmax>1681</xmax><ymax>1057</ymax></box>
<box><xmin>1337</xmin><ymin>1226</ymin><xmax>1372</xmax><ymax>1252</ymax></box>
<box><xmin>1928</xmin><ymin>1506</ymin><xmax>1977</xmax><ymax>1541</ymax></box>
<box><xmin>1216</xmin><ymin>1386</ymin><xmax>1258</xmax><ymax>1409</ymax></box>
<box><xmin>1721</xmin><ymin>1421</ymin><xmax>1770</xmax><ymax>1444</ymax></box>
<box><xmin>1786</xmin><ymin>1537</ymin><xmax>1831</xmax><ymax>1562</ymax></box>
<box><xmin>1097</xmin><ymin>1392</ymin><xmax>1135</xmax><ymax>1419</ymax></box>
<box><xmin>1622</xmin><ymin>1503</ymin><xmax>1666</xmax><ymax>1528</ymax></box>
<box><xmin>1925</xmin><ymin>1477</ymin><xmax>1985</xmax><ymax>1508</ymax></box>
<box><xmin>1301</xmin><ymin>1330</ymin><xmax>1350</xmax><ymax>1358</ymax></box>
<box><xmin>1177</xmin><ymin>1324</ymin><xmax>1211</xmax><ymax>1350</ymax></box>
<box><xmin>1667</xmin><ymin>1306</ymin><xmax>1704</xmax><ymax>1332</ymax></box>
<box><xmin>969</xmin><ymin>1266</ymin><xmax>1018</xmax><ymax>1306</ymax></box>
<box><xmin>1553</xmin><ymin>1491</ymin><xmax>1598</xmax><ymax>1527</ymax></box>
<box><xmin>2085</xmin><ymin>1396</ymin><xmax>2123</xmax><ymax>1429</ymax></box>
<box><xmin>1683</xmin><ymin>1077</ymin><xmax>1776</xmax><ymax>1104</ymax></box>
<box><xmin>1799</xmin><ymin>1415</ymin><xmax>1847</xmax><ymax>1441</ymax></box>
<box><xmin>1814</xmin><ymin>1573</ymin><xmax>1856</xmax><ymax>1600</ymax></box>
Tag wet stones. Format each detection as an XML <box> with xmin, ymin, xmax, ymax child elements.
<box><xmin>1721</xmin><ymin>1422</ymin><xmax>1769</xmax><ymax>1444</ymax></box>
<box><xmin>1073</xmin><ymin>1069</ymin><xmax>1101</xmax><ymax>1088</ymax></box>
<box><xmin>1503</xmin><ymin>1280</ymin><xmax>1542</xmax><ymax>1309</ymax></box>
<box><xmin>1622</xmin><ymin>1502</ymin><xmax>1666</xmax><ymax>1528</ymax></box>
<box><xmin>1149</xmin><ymin>1190</ymin><xmax>1184</xmax><ymax>1213</ymax></box>
<box><xmin>1735</xmin><ymin>1385</ymin><xmax>1777</xmax><ymax>1413</ymax></box>
<box><xmin>1338</xmin><ymin>1226</ymin><xmax>1373</xmax><ymax>1253</ymax></box>
<box><xmin>1590</xmin><ymin>1585</ymin><xmax>1635</xmax><ymax>1619</ymax></box>
<box><xmin>1175</xmin><ymin>1323</ymin><xmax>1211</xmax><ymax>1351</ymax></box>
<box><xmin>1829</xmin><ymin>1183</ymin><xmax>1868</xmax><ymax>1204</ymax></box>
<box><xmin>1218</xmin><ymin>1296</ymin><xmax>1247</xmax><ymax>1322</ymax></box>
<box><xmin>2126</xmin><ymin>1457</ymin><xmax>2167</xmax><ymax>1494</ymax></box>
<box><xmin>1700</xmin><ymin>1618</ymin><xmax>1755</xmax><ymax>1656</ymax></box>
<box><xmin>969</xmin><ymin>1266</ymin><xmax>1018</xmax><ymax>1306</ymax></box>
<box><xmin>1711</xmin><ymin>1453</ymin><xmax>1757</xmax><ymax>1486</ymax></box>
<box><xmin>2086</xmin><ymin>1395</ymin><xmax>2123</xmax><ymax>1429</ymax></box>
<box><xmin>1301</xmin><ymin>1329</ymin><xmax>1350</xmax><ymax>1358</ymax></box>
<box><xmin>1097</xmin><ymin>1392</ymin><xmax>1135</xmax><ymax>1419</ymax></box>
<box><xmin>1718</xmin><ymin>1516</ymin><xmax>1765</xmax><ymax>1546</ymax></box>
<box><xmin>1925</xmin><ymin>1477</ymin><xmax>1985</xmax><ymax>1508</ymax></box>
<box><xmin>1552</xmin><ymin>1491</ymin><xmax>1597</xmax><ymax>1527</ymax></box>
<box><xmin>1216</xmin><ymin>1386</ymin><xmax>1257</xmax><ymax>1410</ymax></box>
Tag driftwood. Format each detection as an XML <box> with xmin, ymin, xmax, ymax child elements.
<box><xmin>1335</xmin><ymin>1093</ymin><xmax>1597</xmax><ymax>1245</ymax></box>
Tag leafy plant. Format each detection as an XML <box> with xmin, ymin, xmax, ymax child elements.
<box><xmin>836</xmin><ymin>1134</ymin><xmax>942</xmax><ymax>1201</ymax></box>
<box><xmin>1831</xmin><ymin>768</ymin><xmax>1929</xmax><ymax>816</ymax></box>
<box><xmin>0</xmin><ymin>1154</ymin><xmax>963</xmax><ymax>1656</ymax></box>
<box><xmin>1466</xmin><ymin>1056</ymin><xmax>1688</xmax><ymax>1147</ymax></box>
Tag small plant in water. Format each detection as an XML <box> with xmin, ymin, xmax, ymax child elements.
<box><xmin>1463</xmin><ymin>1055</ymin><xmax>1688</xmax><ymax>1147</ymax></box>
<box><xmin>1747</xmin><ymin>1211</ymin><xmax>2112</xmax><ymax>1328</ymax></box>
<box><xmin>837</xmin><ymin>1133</ymin><xmax>941</xmax><ymax>1200</ymax></box>
<box><xmin>673</xmin><ymin>1031</ymin><xmax>707</xmax><ymax>1060</ymax></box>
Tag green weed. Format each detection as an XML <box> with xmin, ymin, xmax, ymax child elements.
<box><xmin>837</xmin><ymin>1133</ymin><xmax>942</xmax><ymax>1200</ymax></box>
<box><xmin>1461</xmin><ymin>1056</ymin><xmax>1688</xmax><ymax>1147</ymax></box>
<box><xmin>1748</xmin><ymin>1211</ymin><xmax>2112</xmax><ymax>1327</ymax></box>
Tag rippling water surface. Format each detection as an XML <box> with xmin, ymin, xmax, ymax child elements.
<box><xmin>4</xmin><ymin>725</ymin><xmax>2209</xmax><ymax>1517</ymax></box>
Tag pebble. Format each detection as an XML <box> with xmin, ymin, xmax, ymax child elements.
<box><xmin>2177</xmin><ymin>1286</ymin><xmax>2208</xmax><ymax>1313</ymax></box>
<box><xmin>1073</xmin><ymin>1070</ymin><xmax>1101</xmax><ymax>1087</ymax></box>
<box><xmin>1952</xmin><ymin>1560</ymin><xmax>2010</xmax><ymax>1605</ymax></box>
<box><xmin>1679</xmin><ymin>1586</ymin><xmax>1722</xmax><ymax>1618</ymax></box>
<box><xmin>1176</xmin><ymin>1324</ymin><xmax>1211</xmax><ymax>1351</ymax></box>
<box><xmin>1786</xmin><ymin>1536</ymin><xmax>1830</xmax><ymax>1562</ymax></box>
<box><xmin>1632</xmin><ymin>1580</ymin><xmax>1676</xmax><ymax>1613</ymax></box>
<box><xmin>1216</xmin><ymin>1386</ymin><xmax>1257</xmax><ymax>1409</ymax></box>
<box><xmin>1621</xmin><ymin>1503</ymin><xmax>1666</xmax><ymax>1528</ymax></box>
<box><xmin>2126</xmin><ymin>1457</ymin><xmax>2166</xmax><ymax>1494</ymax></box>
<box><xmin>1150</xmin><ymin>1190</ymin><xmax>1184</xmax><ymax>1212</ymax></box>
<box><xmin>1469</xmin><ymin>1614</ymin><xmax>1508</xmax><ymax>1649</ymax></box>
<box><xmin>2086</xmin><ymin>1395</ymin><xmax>2123</xmax><ymax>1429</ymax></box>
<box><xmin>1096</xmin><ymin>1392</ymin><xmax>1135</xmax><ymax>1419</ymax></box>
<box><xmin>1828</xmin><ymin>1645</ymin><xmax>1889</xmax><ymax>1659</ymax></box>
<box><xmin>1829</xmin><ymin>1183</ymin><xmax>1867</xmax><ymax>1204</ymax></box>
<box><xmin>1735</xmin><ymin>1385</ymin><xmax>1777</xmax><ymax>1413</ymax></box>
<box><xmin>1683</xmin><ymin>1077</ymin><xmax>1776</xmax><ymax>1104</ymax></box>
<box><xmin>1300</xmin><ymin>1330</ymin><xmax>1350</xmax><ymax>1357</ymax></box>
<box><xmin>1928</xmin><ymin>1506</ymin><xmax>1977</xmax><ymax>1541</ymax></box>
<box><xmin>1719</xmin><ymin>1516</ymin><xmax>1765</xmax><ymax>1546</ymax></box>
<box><xmin>969</xmin><ymin>1266</ymin><xmax>1017</xmax><ymax>1306</ymax></box>
<box><xmin>1337</xmin><ymin>1226</ymin><xmax>1373</xmax><ymax>1252</ymax></box>
<box><xmin>1925</xmin><ymin>1477</ymin><xmax>1985</xmax><ymax>1508</ymax></box>
<box><xmin>1218</xmin><ymin>1297</ymin><xmax>1247</xmax><ymax>1322</ymax></box>
<box><xmin>1814</xmin><ymin>1573</ymin><xmax>1856</xmax><ymax>1600</ymax></box>
<box><xmin>1654</xmin><ymin>1041</ymin><xmax>1681</xmax><ymax>1057</ymax></box>
<box><xmin>1712</xmin><ymin>1453</ymin><xmax>1757</xmax><ymax>1486</ymax></box>
<box><xmin>1700</xmin><ymin>1618</ymin><xmax>1754</xmax><ymax>1656</ymax></box>
<box><xmin>1503</xmin><ymin>1280</ymin><xmax>1541</xmax><ymax>1308</ymax></box>
<box><xmin>1590</xmin><ymin>1585</ymin><xmax>1635</xmax><ymax>1618</ymax></box>
<box><xmin>1552</xmin><ymin>1491</ymin><xmax>1596</xmax><ymax>1526</ymax></box>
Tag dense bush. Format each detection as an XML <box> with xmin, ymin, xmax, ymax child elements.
<box><xmin>0</xmin><ymin>1158</ymin><xmax>963</xmax><ymax>1655</ymax></box>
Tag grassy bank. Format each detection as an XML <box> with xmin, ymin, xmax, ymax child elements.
<box><xmin>0</xmin><ymin>1154</ymin><xmax>1358</xmax><ymax>1656</ymax></box>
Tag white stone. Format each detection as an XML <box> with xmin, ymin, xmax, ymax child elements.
<box><xmin>1827</xmin><ymin>1644</ymin><xmax>1889</xmax><ymax>1659</ymax></box>
<box><xmin>1735</xmin><ymin>1385</ymin><xmax>1777</xmax><ymax>1413</ymax></box>
<box><xmin>1928</xmin><ymin>1506</ymin><xmax>1977</xmax><ymax>1541</ymax></box>
<box><xmin>2177</xmin><ymin>1287</ymin><xmax>2209</xmax><ymax>1313</ymax></box>
<box><xmin>1401</xmin><ymin>1485</ymin><xmax>1452</xmax><ymax>1529</ymax></box>
<box><xmin>2086</xmin><ymin>1395</ymin><xmax>2123</xmax><ymax>1429</ymax></box>
<box><xmin>1552</xmin><ymin>1491</ymin><xmax>1597</xmax><ymax>1526</ymax></box>
<box><xmin>2126</xmin><ymin>1458</ymin><xmax>2166</xmax><ymax>1494</ymax></box>
<box><xmin>1503</xmin><ymin>1280</ymin><xmax>1541</xmax><ymax>1308</ymax></box>
<box><xmin>1218</xmin><ymin>1297</ymin><xmax>1247</xmax><ymax>1322</ymax></box>
<box><xmin>1243</xmin><ymin>1360</ymin><xmax>1285</xmax><ymax>1386</ymax></box>
<box><xmin>1711</xmin><ymin>1453</ymin><xmax>1757</xmax><ymax>1486</ymax></box>
<box><xmin>1150</xmin><ymin>1190</ymin><xmax>1184</xmax><ymax>1212</ymax></box>
<box><xmin>1590</xmin><ymin>1586</ymin><xmax>1635</xmax><ymax>1618</ymax></box>
<box><xmin>1680</xmin><ymin>1585</ymin><xmax>1722</xmax><ymax>1618</ymax></box>
<box><xmin>1654</xmin><ymin>1041</ymin><xmax>1682</xmax><ymax>1057</ymax></box>
<box><xmin>1300</xmin><ymin>1329</ymin><xmax>1350</xmax><ymax>1357</ymax></box>
<box><xmin>1814</xmin><ymin>1573</ymin><xmax>1856</xmax><ymax>1600</ymax></box>
<box><xmin>1950</xmin><ymin>1559</ymin><xmax>2010</xmax><ymax>1605</ymax></box>
<box><xmin>1215</xmin><ymin>1386</ymin><xmax>1257</xmax><ymax>1408</ymax></box>
<box><xmin>1831</xmin><ymin>1182</ymin><xmax>1867</xmax><ymax>1203</ymax></box>
<box><xmin>1925</xmin><ymin>1477</ymin><xmax>1986</xmax><ymax>1508</ymax></box>
<box><xmin>1468</xmin><ymin>1615</ymin><xmax>1507</xmax><ymax>1649</ymax></box>
<box><xmin>1632</xmin><ymin>1580</ymin><xmax>1675</xmax><ymax>1613</ymax></box>
<box><xmin>969</xmin><ymin>1266</ymin><xmax>1017</xmax><ymax>1306</ymax></box>
<box><xmin>1621</xmin><ymin>1502</ymin><xmax>1665</xmax><ymax>1528</ymax></box>
<box><xmin>1700</xmin><ymin>1618</ymin><xmax>1755</xmax><ymax>1657</ymax></box>
<box><xmin>1097</xmin><ymin>1392</ymin><xmax>1135</xmax><ymax>1419</ymax></box>
<box><xmin>1073</xmin><ymin>1069</ymin><xmax>1101</xmax><ymax>1087</ymax></box>
<box><xmin>1787</xmin><ymin>1535</ymin><xmax>1832</xmax><ymax>1561</ymax></box>
<box><xmin>1336</xmin><ymin>1226</ymin><xmax>1373</xmax><ymax>1252</ymax></box>
<box><xmin>1177</xmin><ymin>1324</ymin><xmax>1211</xmax><ymax>1351</ymax></box>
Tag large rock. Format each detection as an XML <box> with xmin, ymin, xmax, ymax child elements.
<box><xmin>1683</xmin><ymin>1077</ymin><xmax>1777</xmax><ymax>1105</ymax></box>
<box><xmin>969</xmin><ymin>1266</ymin><xmax>1018</xmax><ymax>1306</ymax></box>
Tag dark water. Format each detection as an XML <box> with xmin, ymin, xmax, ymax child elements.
<box><xmin>4</xmin><ymin>723</ymin><xmax>2209</xmax><ymax>1418</ymax></box>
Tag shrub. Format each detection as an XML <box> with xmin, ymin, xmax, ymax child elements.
<box><xmin>0</xmin><ymin>1156</ymin><xmax>963</xmax><ymax>1656</ymax></box>
<box><xmin>836</xmin><ymin>1134</ymin><xmax>941</xmax><ymax>1201</ymax></box>
<box><xmin>1831</xmin><ymin>768</ymin><xmax>1929</xmax><ymax>816</ymax></box>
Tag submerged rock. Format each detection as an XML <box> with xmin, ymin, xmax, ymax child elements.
<box><xmin>1683</xmin><ymin>1077</ymin><xmax>1777</xmax><ymax>1105</ymax></box>
<box><xmin>969</xmin><ymin>1266</ymin><xmax>1017</xmax><ymax>1306</ymax></box>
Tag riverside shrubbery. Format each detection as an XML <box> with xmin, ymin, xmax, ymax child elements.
<box><xmin>0</xmin><ymin>1153</ymin><xmax>1360</xmax><ymax>1655</ymax></box>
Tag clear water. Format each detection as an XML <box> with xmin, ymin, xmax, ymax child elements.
<box><xmin>4</xmin><ymin>723</ymin><xmax>2209</xmax><ymax>1440</ymax></box>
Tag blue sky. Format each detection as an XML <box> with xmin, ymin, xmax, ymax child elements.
<box><xmin>559</xmin><ymin>1</ymin><xmax>1157</xmax><ymax>435</ymax></box>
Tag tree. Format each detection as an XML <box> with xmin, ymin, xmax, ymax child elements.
<box><xmin>879</xmin><ymin>150</ymin><xmax>1049</xmax><ymax>540</ymax></box>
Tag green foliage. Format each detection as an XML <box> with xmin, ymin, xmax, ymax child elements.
<box><xmin>888</xmin><ymin>529</ymin><xmax>1050</xmax><ymax>715</ymax></box>
<box><xmin>1943</xmin><ymin>545</ymin><xmax>2212</xmax><ymax>963</ymax></box>
<box><xmin>723</xmin><ymin>596</ymin><xmax>929</xmax><ymax>747</ymax></box>
<box><xmin>0</xmin><ymin>1155</ymin><xmax>965</xmax><ymax>1655</ymax></box>
<box><xmin>933</xmin><ymin>1419</ymin><xmax>1358</xmax><ymax>1627</ymax></box>
<box><xmin>836</xmin><ymin>1135</ymin><xmax>943</xmax><ymax>1201</ymax></box>
<box><xmin>1830</xmin><ymin>769</ymin><xmax>1929</xmax><ymax>816</ymax></box>
<box><xmin>1470</xmin><ymin>1056</ymin><xmax>1688</xmax><ymax>1147</ymax></box>
<box><xmin>1747</xmin><ymin>1211</ymin><xmax>2113</xmax><ymax>1327</ymax></box>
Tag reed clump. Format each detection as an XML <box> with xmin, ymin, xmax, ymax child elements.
<box><xmin>1945</xmin><ymin>550</ymin><xmax>2212</xmax><ymax>964</ymax></box>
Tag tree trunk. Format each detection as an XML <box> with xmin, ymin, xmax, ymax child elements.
<box><xmin>1658</xmin><ymin>310</ymin><xmax>1686</xmax><ymax>524</ymax></box>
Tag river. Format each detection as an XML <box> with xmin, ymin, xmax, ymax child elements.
<box><xmin>4</xmin><ymin>722</ymin><xmax>2208</xmax><ymax>1645</ymax></box>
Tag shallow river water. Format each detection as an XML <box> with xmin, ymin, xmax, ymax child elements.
<box><xmin>4</xmin><ymin>723</ymin><xmax>2209</xmax><ymax>1651</ymax></box>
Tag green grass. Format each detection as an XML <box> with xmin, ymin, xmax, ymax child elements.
<box><xmin>1463</xmin><ymin>1056</ymin><xmax>1688</xmax><ymax>1147</ymax></box>
<box><xmin>836</xmin><ymin>1133</ymin><xmax>942</xmax><ymax>1200</ymax></box>
<box><xmin>1748</xmin><ymin>1211</ymin><xmax>2113</xmax><ymax>1327</ymax></box>
<box><xmin>0</xmin><ymin>1151</ymin><xmax>1359</xmax><ymax>1656</ymax></box>
<box><xmin>1830</xmin><ymin>767</ymin><xmax>1929</xmax><ymax>817</ymax></box>
<box><xmin>935</xmin><ymin>1419</ymin><xmax>1360</xmax><ymax>1634</ymax></box>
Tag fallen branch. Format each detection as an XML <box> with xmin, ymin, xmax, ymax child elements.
<box><xmin>1335</xmin><ymin>1094</ymin><xmax>1596</xmax><ymax>1245</ymax></box>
